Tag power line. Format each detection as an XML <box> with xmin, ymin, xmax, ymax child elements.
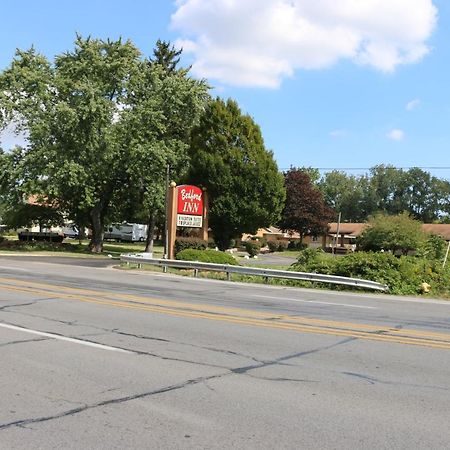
<box><xmin>279</xmin><ymin>166</ymin><xmax>450</xmax><ymax>171</ymax></box>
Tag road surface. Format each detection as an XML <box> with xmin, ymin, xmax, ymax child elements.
<box><xmin>0</xmin><ymin>256</ymin><xmax>449</xmax><ymax>449</ymax></box>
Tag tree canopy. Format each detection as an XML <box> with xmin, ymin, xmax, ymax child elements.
<box><xmin>186</xmin><ymin>98</ymin><xmax>285</xmax><ymax>250</ymax></box>
<box><xmin>318</xmin><ymin>165</ymin><xmax>450</xmax><ymax>223</ymax></box>
<box><xmin>0</xmin><ymin>36</ymin><xmax>209</xmax><ymax>252</ymax></box>
<box><xmin>278</xmin><ymin>168</ymin><xmax>334</xmax><ymax>243</ymax></box>
<box><xmin>357</xmin><ymin>212</ymin><xmax>426</xmax><ymax>255</ymax></box>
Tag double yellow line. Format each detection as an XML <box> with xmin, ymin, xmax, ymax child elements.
<box><xmin>1</xmin><ymin>277</ymin><xmax>449</xmax><ymax>350</ymax></box>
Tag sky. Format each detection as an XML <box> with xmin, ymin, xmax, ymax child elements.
<box><xmin>1</xmin><ymin>0</ymin><xmax>449</xmax><ymax>180</ymax></box>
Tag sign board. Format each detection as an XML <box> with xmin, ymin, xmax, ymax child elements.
<box><xmin>176</xmin><ymin>185</ymin><xmax>203</xmax><ymax>228</ymax></box>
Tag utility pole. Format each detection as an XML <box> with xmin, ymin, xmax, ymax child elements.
<box><xmin>443</xmin><ymin>240</ymin><xmax>450</xmax><ymax>269</ymax></box>
<box><xmin>164</xmin><ymin>164</ymin><xmax>170</xmax><ymax>259</ymax></box>
<box><xmin>333</xmin><ymin>212</ymin><xmax>341</xmax><ymax>256</ymax></box>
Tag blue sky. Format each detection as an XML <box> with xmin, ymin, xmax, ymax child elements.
<box><xmin>1</xmin><ymin>0</ymin><xmax>449</xmax><ymax>180</ymax></box>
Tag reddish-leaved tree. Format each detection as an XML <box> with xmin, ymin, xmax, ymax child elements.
<box><xmin>279</xmin><ymin>168</ymin><xmax>334</xmax><ymax>243</ymax></box>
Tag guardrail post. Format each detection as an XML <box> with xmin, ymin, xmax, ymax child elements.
<box><xmin>194</xmin><ymin>268</ymin><xmax>199</xmax><ymax>277</ymax></box>
<box><xmin>226</xmin><ymin>271</ymin><xmax>231</xmax><ymax>281</ymax></box>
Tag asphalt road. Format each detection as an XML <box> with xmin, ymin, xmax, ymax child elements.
<box><xmin>0</xmin><ymin>256</ymin><xmax>449</xmax><ymax>449</ymax></box>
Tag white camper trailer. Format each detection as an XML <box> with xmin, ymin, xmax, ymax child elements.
<box><xmin>104</xmin><ymin>223</ymin><xmax>148</xmax><ymax>242</ymax></box>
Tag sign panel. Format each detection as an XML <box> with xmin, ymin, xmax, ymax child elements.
<box><xmin>177</xmin><ymin>214</ymin><xmax>203</xmax><ymax>228</ymax></box>
<box><xmin>177</xmin><ymin>185</ymin><xmax>203</xmax><ymax>216</ymax></box>
<box><xmin>176</xmin><ymin>185</ymin><xmax>203</xmax><ymax>228</ymax></box>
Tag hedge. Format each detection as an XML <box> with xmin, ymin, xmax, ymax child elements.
<box><xmin>176</xmin><ymin>249</ymin><xmax>238</xmax><ymax>265</ymax></box>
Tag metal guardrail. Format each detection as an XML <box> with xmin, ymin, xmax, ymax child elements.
<box><xmin>120</xmin><ymin>254</ymin><xmax>389</xmax><ymax>292</ymax></box>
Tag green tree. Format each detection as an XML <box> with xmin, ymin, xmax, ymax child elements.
<box><xmin>279</xmin><ymin>168</ymin><xmax>334</xmax><ymax>243</ymax></box>
<box><xmin>150</xmin><ymin>40</ymin><xmax>183</xmax><ymax>73</ymax></box>
<box><xmin>357</xmin><ymin>212</ymin><xmax>426</xmax><ymax>255</ymax></box>
<box><xmin>0</xmin><ymin>36</ymin><xmax>209</xmax><ymax>253</ymax></box>
<box><xmin>187</xmin><ymin>98</ymin><xmax>285</xmax><ymax>250</ymax></box>
<box><xmin>0</xmin><ymin>36</ymin><xmax>141</xmax><ymax>252</ymax></box>
<box><xmin>116</xmin><ymin>43</ymin><xmax>209</xmax><ymax>252</ymax></box>
<box><xmin>318</xmin><ymin>170</ymin><xmax>366</xmax><ymax>222</ymax></box>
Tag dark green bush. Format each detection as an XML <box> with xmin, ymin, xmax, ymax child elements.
<box><xmin>291</xmin><ymin>249</ymin><xmax>450</xmax><ymax>296</ymax></box>
<box><xmin>277</xmin><ymin>240</ymin><xmax>289</xmax><ymax>252</ymax></box>
<box><xmin>250</xmin><ymin>236</ymin><xmax>267</xmax><ymax>247</ymax></box>
<box><xmin>267</xmin><ymin>240</ymin><xmax>278</xmax><ymax>252</ymax></box>
<box><xmin>174</xmin><ymin>237</ymin><xmax>207</xmax><ymax>255</ymax></box>
<box><xmin>288</xmin><ymin>241</ymin><xmax>307</xmax><ymax>251</ymax></box>
<box><xmin>244</xmin><ymin>240</ymin><xmax>261</xmax><ymax>257</ymax></box>
<box><xmin>176</xmin><ymin>248</ymin><xmax>238</xmax><ymax>265</ymax></box>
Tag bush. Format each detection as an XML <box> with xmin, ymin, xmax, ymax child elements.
<box><xmin>250</xmin><ymin>236</ymin><xmax>267</xmax><ymax>247</ymax></box>
<box><xmin>174</xmin><ymin>237</ymin><xmax>207</xmax><ymax>255</ymax></box>
<box><xmin>288</xmin><ymin>241</ymin><xmax>308</xmax><ymax>251</ymax></box>
<box><xmin>176</xmin><ymin>248</ymin><xmax>238</xmax><ymax>265</ymax></box>
<box><xmin>291</xmin><ymin>249</ymin><xmax>450</xmax><ymax>296</ymax></box>
<box><xmin>276</xmin><ymin>240</ymin><xmax>289</xmax><ymax>252</ymax></box>
<box><xmin>267</xmin><ymin>241</ymin><xmax>278</xmax><ymax>252</ymax></box>
<box><xmin>244</xmin><ymin>240</ymin><xmax>261</xmax><ymax>257</ymax></box>
<box><xmin>292</xmin><ymin>248</ymin><xmax>336</xmax><ymax>275</ymax></box>
<box><xmin>0</xmin><ymin>235</ymin><xmax>4</xmax><ymax>244</ymax></box>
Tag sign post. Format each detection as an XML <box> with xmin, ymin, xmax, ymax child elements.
<box><xmin>167</xmin><ymin>184</ymin><xmax>206</xmax><ymax>259</ymax></box>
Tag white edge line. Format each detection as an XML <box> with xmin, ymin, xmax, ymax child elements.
<box><xmin>0</xmin><ymin>323</ymin><xmax>132</xmax><ymax>353</ymax></box>
<box><xmin>250</xmin><ymin>294</ymin><xmax>377</xmax><ymax>309</ymax></box>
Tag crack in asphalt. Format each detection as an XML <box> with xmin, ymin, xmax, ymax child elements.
<box><xmin>0</xmin><ymin>336</ymin><xmax>355</xmax><ymax>431</ymax></box>
<box><xmin>231</xmin><ymin>337</ymin><xmax>356</xmax><ymax>375</ymax></box>
<box><xmin>0</xmin><ymin>337</ymin><xmax>49</xmax><ymax>348</ymax></box>
<box><xmin>0</xmin><ymin>372</ymin><xmax>229</xmax><ymax>431</ymax></box>
<box><xmin>342</xmin><ymin>371</ymin><xmax>450</xmax><ymax>391</ymax></box>
<box><xmin>0</xmin><ymin>299</ymin><xmax>53</xmax><ymax>311</ymax></box>
<box><xmin>112</xmin><ymin>329</ymin><xmax>264</xmax><ymax>364</ymax></box>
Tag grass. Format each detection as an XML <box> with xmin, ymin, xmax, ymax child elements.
<box><xmin>0</xmin><ymin>236</ymin><xmax>164</xmax><ymax>258</ymax></box>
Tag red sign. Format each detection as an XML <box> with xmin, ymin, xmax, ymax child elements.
<box><xmin>177</xmin><ymin>185</ymin><xmax>203</xmax><ymax>216</ymax></box>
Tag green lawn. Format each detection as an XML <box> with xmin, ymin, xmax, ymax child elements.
<box><xmin>0</xmin><ymin>236</ymin><xmax>164</xmax><ymax>258</ymax></box>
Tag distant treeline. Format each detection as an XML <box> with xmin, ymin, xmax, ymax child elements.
<box><xmin>313</xmin><ymin>165</ymin><xmax>450</xmax><ymax>223</ymax></box>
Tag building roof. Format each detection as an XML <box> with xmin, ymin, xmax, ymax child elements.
<box><xmin>328</xmin><ymin>223</ymin><xmax>367</xmax><ymax>237</ymax></box>
<box><xmin>328</xmin><ymin>222</ymin><xmax>450</xmax><ymax>241</ymax></box>
<box><xmin>421</xmin><ymin>224</ymin><xmax>450</xmax><ymax>241</ymax></box>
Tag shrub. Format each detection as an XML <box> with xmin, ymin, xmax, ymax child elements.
<box><xmin>250</xmin><ymin>236</ymin><xmax>267</xmax><ymax>247</ymax></box>
<box><xmin>417</xmin><ymin>233</ymin><xmax>447</xmax><ymax>260</ymax></box>
<box><xmin>288</xmin><ymin>241</ymin><xmax>307</xmax><ymax>251</ymax></box>
<box><xmin>244</xmin><ymin>240</ymin><xmax>261</xmax><ymax>257</ymax></box>
<box><xmin>276</xmin><ymin>240</ymin><xmax>289</xmax><ymax>252</ymax></box>
<box><xmin>174</xmin><ymin>237</ymin><xmax>207</xmax><ymax>255</ymax></box>
<box><xmin>292</xmin><ymin>248</ymin><xmax>336</xmax><ymax>275</ymax></box>
<box><xmin>0</xmin><ymin>236</ymin><xmax>4</xmax><ymax>244</ymax></box>
<box><xmin>176</xmin><ymin>248</ymin><xmax>238</xmax><ymax>265</ymax></box>
<box><xmin>267</xmin><ymin>241</ymin><xmax>278</xmax><ymax>252</ymax></box>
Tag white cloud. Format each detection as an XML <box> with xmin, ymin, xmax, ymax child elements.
<box><xmin>406</xmin><ymin>98</ymin><xmax>421</xmax><ymax>111</ymax></box>
<box><xmin>171</xmin><ymin>0</ymin><xmax>437</xmax><ymax>88</ymax></box>
<box><xmin>387</xmin><ymin>128</ymin><xmax>405</xmax><ymax>141</ymax></box>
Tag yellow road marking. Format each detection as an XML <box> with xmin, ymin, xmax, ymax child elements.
<box><xmin>1</xmin><ymin>277</ymin><xmax>449</xmax><ymax>350</ymax></box>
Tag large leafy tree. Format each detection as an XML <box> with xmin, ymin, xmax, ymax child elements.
<box><xmin>318</xmin><ymin>170</ymin><xmax>366</xmax><ymax>222</ymax></box>
<box><xmin>187</xmin><ymin>98</ymin><xmax>285</xmax><ymax>250</ymax></box>
<box><xmin>0</xmin><ymin>36</ymin><xmax>141</xmax><ymax>251</ymax></box>
<box><xmin>0</xmin><ymin>36</ymin><xmax>209</xmax><ymax>253</ymax></box>
<box><xmin>279</xmin><ymin>168</ymin><xmax>334</xmax><ymax>243</ymax></box>
<box><xmin>116</xmin><ymin>41</ymin><xmax>209</xmax><ymax>252</ymax></box>
<box><xmin>357</xmin><ymin>212</ymin><xmax>426</xmax><ymax>255</ymax></box>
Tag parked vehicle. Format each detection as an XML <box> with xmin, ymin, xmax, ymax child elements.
<box><xmin>104</xmin><ymin>223</ymin><xmax>148</xmax><ymax>242</ymax></box>
<box><xmin>62</xmin><ymin>224</ymin><xmax>79</xmax><ymax>239</ymax></box>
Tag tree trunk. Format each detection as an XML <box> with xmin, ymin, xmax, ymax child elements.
<box><xmin>144</xmin><ymin>213</ymin><xmax>156</xmax><ymax>253</ymax></box>
<box><xmin>77</xmin><ymin>224</ymin><xmax>86</xmax><ymax>245</ymax></box>
<box><xmin>89</xmin><ymin>206</ymin><xmax>104</xmax><ymax>253</ymax></box>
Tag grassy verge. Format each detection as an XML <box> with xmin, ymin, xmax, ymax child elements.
<box><xmin>0</xmin><ymin>237</ymin><xmax>164</xmax><ymax>258</ymax></box>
